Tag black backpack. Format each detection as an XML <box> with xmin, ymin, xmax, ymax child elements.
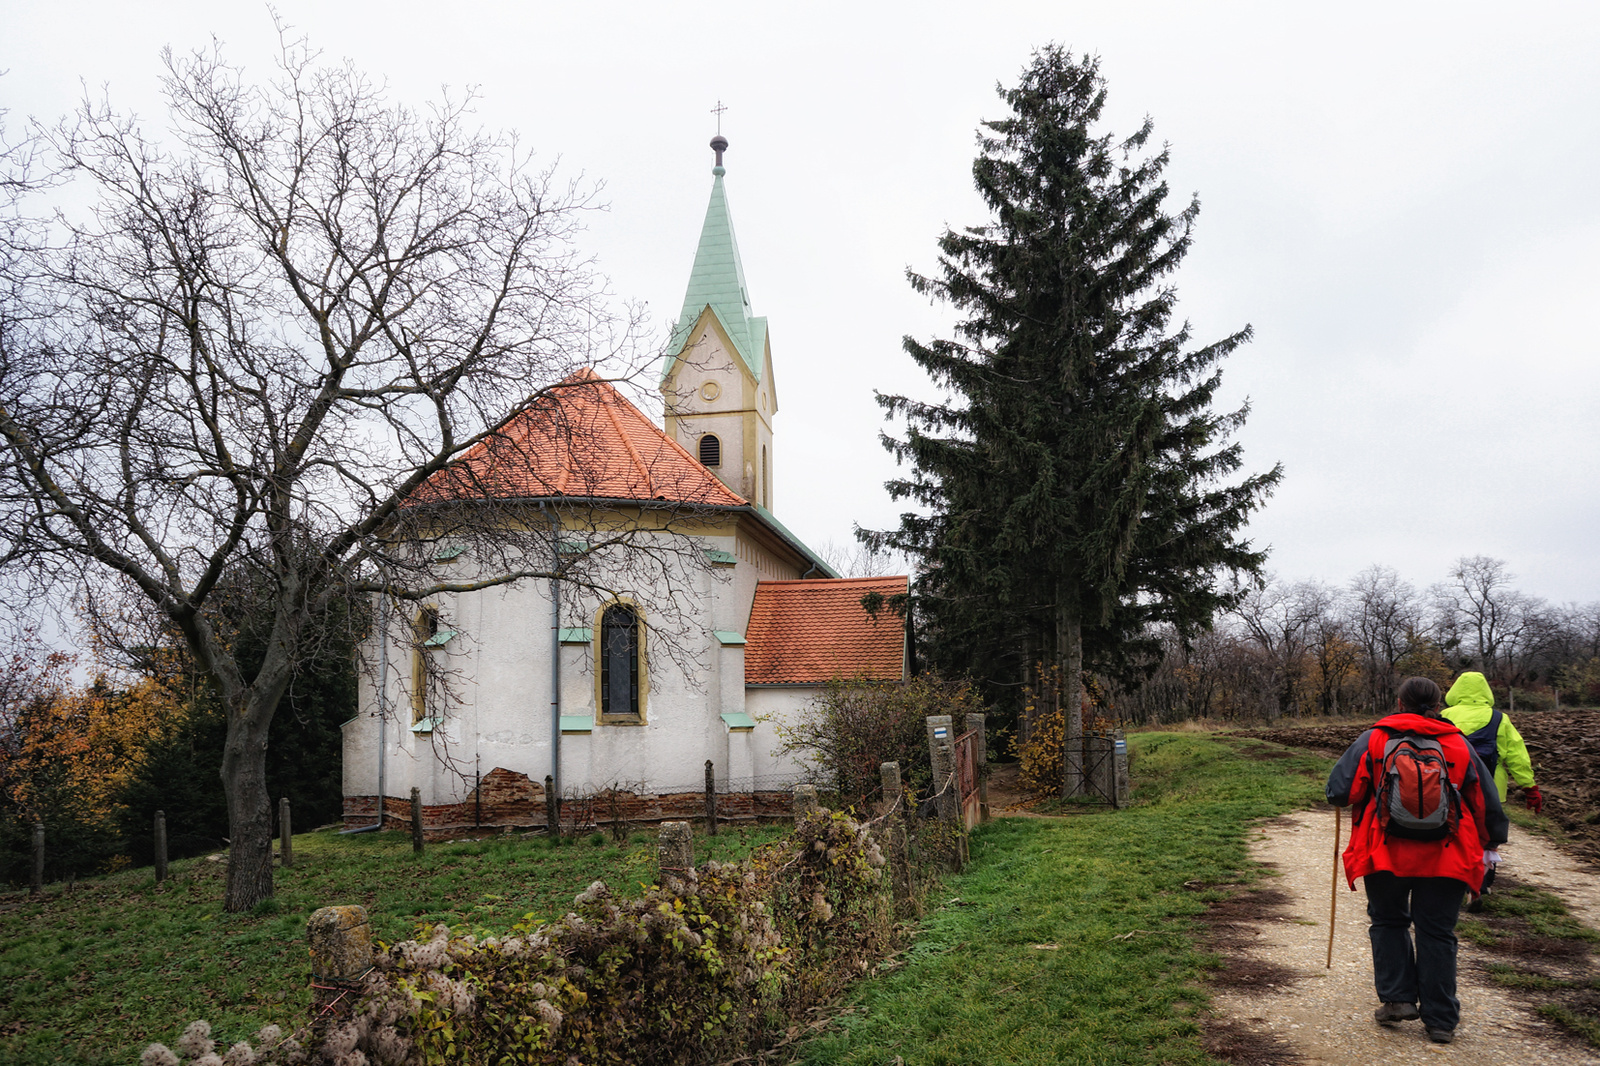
<box><xmin>1462</xmin><ymin>708</ymin><xmax>1502</xmax><ymax>776</ymax></box>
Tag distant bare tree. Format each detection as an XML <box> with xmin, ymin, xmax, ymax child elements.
<box><xmin>818</xmin><ymin>538</ymin><xmax>906</xmax><ymax>579</ymax></box>
<box><xmin>0</xmin><ymin>35</ymin><xmax>698</xmax><ymax>910</ymax></box>
<box><xmin>1348</xmin><ymin>565</ymin><xmax>1422</xmax><ymax>713</ymax></box>
<box><xmin>1230</xmin><ymin>576</ymin><xmax>1318</xmax><ymax>718</ymax></box>
<box><xmin>1432</xmin><ymin>555</ymin><xmax>1531</xmax><ymax>679</ymax></box>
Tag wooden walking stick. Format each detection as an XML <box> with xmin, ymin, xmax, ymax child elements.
<box><xmin>1326</xmin><ymin>805</ymin><xmax>1341</xmax><ymax>969</ymax></box>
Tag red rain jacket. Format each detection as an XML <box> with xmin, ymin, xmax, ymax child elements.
<box><xmin>1325</xmin><ymin>713</ymin><xmax>1503</xmax><ymax>892</ymax></box>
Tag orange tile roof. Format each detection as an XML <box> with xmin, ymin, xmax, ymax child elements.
<box><xmin>745</xmin><ymin>576</ymin><xmax>909</xmax><ymax>685</ymax></box>
<box><xmin>408</xmin><ymin>369</ymin><xmax>747</xmax><ymax>508</ymax></box>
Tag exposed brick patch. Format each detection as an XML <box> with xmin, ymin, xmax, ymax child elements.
<box><xmin>344</xmin><ymin>767</ymin><xmax>795</xmax><ymax>839</ymax></box>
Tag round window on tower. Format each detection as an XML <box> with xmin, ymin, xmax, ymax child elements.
<box><xmin>700</xmin><ymin>381</ymin><xmax>721</xmax><ymax>401</ymax></box>
<box><xmin>699</xmin><ymin>434</ymin><xmax>722</xmax><ymax>468</ymax></box>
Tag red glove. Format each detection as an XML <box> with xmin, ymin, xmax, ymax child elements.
<box><xmin>1524</xmin><ymin>785</ymin><xmax>1544</xmax><ymax>814</ymax></box>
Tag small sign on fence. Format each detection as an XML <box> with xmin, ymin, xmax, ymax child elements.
<box><xmin>933</xmin><ymin>726</ymin><xmax>947</xmax><ymax>739</ymax></box>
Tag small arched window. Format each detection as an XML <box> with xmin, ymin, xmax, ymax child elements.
<box><xmin>698</xmin><ymin>433</ymin><xmax>721</xmax><ymax>468</ymax></box>
<box><xmin>600</xmin><ymin>604</ymin><xmax>641</xmax><ymax>721</ymax></box>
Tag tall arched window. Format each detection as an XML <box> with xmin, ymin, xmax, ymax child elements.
<box><xmin>600</xmin><ymin>603</ymin><xmax>641</xmax><ymax>722</ymax></box>
<box><xmin>411</xmin><ymin>606</ymin><xmax>440</xmax><ymax>725</ymax></box>
<box><xmin>698</xmin><ymin>433</ymin><xmax>721</xmax><ymax>467</ymax></box>
<box><xmin>761</xmin><ymin>445</ymin><xmax>769</xmax><ymax>509</ymax></box>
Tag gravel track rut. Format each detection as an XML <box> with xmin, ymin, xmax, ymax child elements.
<box><xmin>1210</xmin><ymin>809</ymin><xmax>1599</xmax><ymax>1065</ymax></box>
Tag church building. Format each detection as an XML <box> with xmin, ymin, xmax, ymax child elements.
<box><xmin>341</xmin><ymin>135</ymin><xmax>908</xmax><ymax>832</ymax></box>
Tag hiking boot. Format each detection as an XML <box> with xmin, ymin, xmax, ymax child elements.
<box><xmin>1466</xmin><ymin>895</ymin><xmax>1485</xmax><ymax>914</ymax></box>
<box><xmin>1374</xmin><ymin>1002</ymin><xmax>1421</xmax><ymax>1024</ymax></box>
<box><xmin>1426</xmin><ymin>1027</ymin><xmax>1455</xmax><ymax>1044</ymax></box>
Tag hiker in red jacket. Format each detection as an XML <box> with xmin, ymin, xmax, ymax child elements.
<box><xmin>1326</xmin><ymin>676</ymin><xmax>1508</xmax><ymax>1045</ymax></box>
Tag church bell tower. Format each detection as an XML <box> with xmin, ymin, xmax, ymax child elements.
<box><xmin>661</xmin><ymin>130</ymin><xmax>778</xmax><ymax>512</ymax></box>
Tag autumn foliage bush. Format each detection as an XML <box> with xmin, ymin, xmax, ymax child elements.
<box><xmin>1018</xmin><ymin>665</ymin><xmax>1114</xmax><ymax>794</ymax></box>
<box><xmin>142</xmin><ymin>810</ymin><xmax>896</xmax><ymax>1066</ymax></box>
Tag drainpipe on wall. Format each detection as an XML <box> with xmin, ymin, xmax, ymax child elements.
<box><xmin>548</xmin><ymin>508</ymin><xmax>562</xmax><ymax>806</ymax></box>
<box><xmin>378</xmin><ymin>594</ymin><xmax>389</xmax><ymax>826</ymax></box>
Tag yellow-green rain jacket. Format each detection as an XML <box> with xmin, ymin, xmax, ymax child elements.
<box><xmin>1441</xmin><ymin>671</ymin><xmax>1536</xmax><ymax>801</ymax></box>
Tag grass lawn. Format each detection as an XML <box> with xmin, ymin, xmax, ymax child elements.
<box><xmin>0</xmin><ymin>824</ymin><xmax>786</xmax><ymax>1065</ymax></box>
<box><xmin>796</xmin><ymin>733</ymin><xmax>1333</xmax><ymax>1066</ymax></box>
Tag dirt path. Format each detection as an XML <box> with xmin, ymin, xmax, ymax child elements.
<box><xmin>1210</xmin><ymin>810</ymin><xmax>1600</xmax><ymax>1065</ymax></box>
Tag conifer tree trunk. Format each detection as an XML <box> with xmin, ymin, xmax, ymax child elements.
<box><xmin>1058</xmin><ymin>588</ymin><xmax>1084</xmax><ymax>798</ymax></box>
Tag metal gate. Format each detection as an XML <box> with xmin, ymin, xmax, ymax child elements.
<box><xmin>1076</xmin><ymin>730</ymin><xmax>1129</xmax><ymax>807</ymax></box>
<box><xmin>954</xmin><ymin>729</ymin><xmax>982</xmax><ymax>830</ymax></box>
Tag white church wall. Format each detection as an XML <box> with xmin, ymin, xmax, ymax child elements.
<box><xmin>742</xmin><ymin>685</ymin><xmax>821</xmax><ymax>786</ymax></box>
<box><xmin>344</xmin><ymin>519</ymin><xmax>778</xmax><ymax>821</ymax></box>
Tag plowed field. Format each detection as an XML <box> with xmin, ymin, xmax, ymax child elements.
<box><xmin>1228</xmin><ymin>709</ymin><xmax>1600</xmax><ymax>867</ymax></box>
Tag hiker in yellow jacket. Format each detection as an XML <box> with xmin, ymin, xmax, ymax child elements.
<box><xmin>1441</xmin><ymin>671</ymin><xmax>1542</xmax><ymax>909</ymax></box>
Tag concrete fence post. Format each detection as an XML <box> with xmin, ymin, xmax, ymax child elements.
<box><xmin>879</xmin><ymin>761</ymin><xmax>902</xmax><ymax>817</ymax></box>
<box><xmin>924</xmin><ymin>715</ymin><xmax>956</xmax><ymax>826</ymax></box>
<box><xmin>307</xmin><ymin>905</ymin><xmax>373</xmax><ymax>1031</ymax></box>
<box><xmin>657</xmin><ymin>820</ymin><xmax>694</xmax><ymax>887</ymax></box>
<box><xmin>1113</xmin><ymin>730</ymin><xmax>1131</xmax><ymax>808</ymax></box>
<box><xmin>704</xmin><ymin>759</ymin><xmax>719</xmax><ymax>836</ymax></box>
<box><xmin>279</xmin><ymin>797</ymin><xmax>293</xmax><ymax>869</ymax></box>
<box><xmin>410</xmin><ymin>787</ymin><xmax>424</xmax><ymax>854</ymax></box>
<box><xmin>792</xmin><ymin>784</ymin><xmax>819</xmax><ymax>824</ymax></box>
<box><xmin>544</xmin><ymin>774</ymin><xmax>559</xmax><ymax>839</ymax></box>
<box><xmin>30</xmin><ymin>821</ymin><xmax>44</xmax><ymax>897</ymax></box>
<box><xmin>879</xmin><ymin>761</ymin><xmax>911</xmax><ymax>907</ymax></box>
<box><xmin>154</xmin><ymin>811</ymin><xmax>168</xmax><ymax>883</ymax></box>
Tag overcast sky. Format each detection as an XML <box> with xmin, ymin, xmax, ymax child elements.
<box><xmin>6</xmin><ymin>1</ymin><xmax>1598</xmax><ymax>608</ymax></box>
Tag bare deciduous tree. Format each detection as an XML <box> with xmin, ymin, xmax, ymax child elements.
<box><xmin>0</xmin><ymin>36</ymin><xmax>680</xmax><ymax>909</ymax></box>
<box><xmin>1348</xmin><ymin>564</ymin><xmax>1422</xmax><ymax>713</ymax></box>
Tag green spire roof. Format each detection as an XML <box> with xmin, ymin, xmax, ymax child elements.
<box><xmin>668</xmin><ymin>166</ymin><xmax>767</xmax><ymax>382</ymax></box>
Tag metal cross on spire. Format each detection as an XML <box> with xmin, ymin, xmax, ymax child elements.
<box><xmin>709</xmin><ymin>101</ymin><xmax>729</xmax><ymax>170</ymax></box>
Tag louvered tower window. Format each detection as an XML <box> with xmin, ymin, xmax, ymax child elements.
<box><xmin>699</xmin><ymin>433</ymin><xmax>721</xmax><ymax>467</ymax></box>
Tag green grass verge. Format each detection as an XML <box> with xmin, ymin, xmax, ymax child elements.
<box><xmin>0</xmin><ymin>825</ymin><xmax>786</xmax><ymax>1066</ymax></box>
<box><xmin>796</xmin><ymin>733</ymin><xmax>1332</xmax><ymax>1066</ymax></box>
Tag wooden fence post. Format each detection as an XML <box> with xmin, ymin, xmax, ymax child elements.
<box><xmin>30</xmin><ymin>821</ymin><xmax>44</xmax><ymax>897</ymax></box>
<box><xmin>974</xmin><ymin>715</ymin><xmax>990</xmax><ymax>822</ymax></box>
<box><xmin>657</xmin><ymin>821</ymin><xmax>694</xmax><ymax>888</ymax></box>
<box><xmin>544</xmin><ymin>774</ymin><xmax>559</xmax><ymax>839</ymax></box>
<box><xmin>154</xmin><ymin>810</ymin><xmax>168</xmax><ymax>883</ymax></box>
<box><xmin>279</xmin><ymin>797</ymin><xmax>293</xmax><ymax>869</ymax></box>
<box><xmin>792</xmin><ymin>784</ymin><xmax>819</xmax><ymax>824</ymax></box>
<box><xmin>704</xmin><ymin>759</ymin><xmax>719</xmax><ymax>836</ymax></box>
<box><xmin>410</xmin><ymin>787</ymin><xmax>424</xmax><ymax>854</ymax></box>
<box><xmin>307</xmin><ymin>905</ymin><xmax>373</xmax><ymax>1034</ymax></box>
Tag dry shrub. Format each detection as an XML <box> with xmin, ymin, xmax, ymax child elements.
<box><xmin>143</xmin><ymin>810</ymin><xmax>895</xmax><ymax>1066</ymax></box>
<box><xmin>776</xmin><ymin>674</ymin><xmax>986</xmax><ymax>806</ymax></box>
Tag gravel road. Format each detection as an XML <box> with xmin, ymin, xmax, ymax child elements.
<box><xmin>1210</xmin><ymin>809</ymin><xmax>1600</xmax><ymax>1065</ymax></box>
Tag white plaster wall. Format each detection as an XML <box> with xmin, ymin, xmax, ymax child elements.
<box><xmin>345</xmin><ymin>521</ymin><xmax>787</xmax><ymax>806</ymax></box>
<box><xmin>742</xmin><ymin>685</ymin><xmax>821</xmax><ymax>786</ymax></box>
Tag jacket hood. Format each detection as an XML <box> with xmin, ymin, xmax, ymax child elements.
<box><xmin>1374</xmin><ymin>712</ymin><xmax>1464</xmax><ymax>738</ymax></box>
<box><xmin>1446</xmin><ymin>672</ymin><xmax>1495</xmax><ymax>709</ymax></box>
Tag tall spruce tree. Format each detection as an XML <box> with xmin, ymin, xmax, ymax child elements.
<box><xmin>870</xmin><ymin>47</ymin><xmax>1280</xmax><ymax>794</ymax></box>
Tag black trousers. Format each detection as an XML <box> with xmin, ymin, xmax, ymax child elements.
<box><xmin>1364</xmin><ymin>871</ymin><xmax>1468</xmax><ymax>1031</ymax></box>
